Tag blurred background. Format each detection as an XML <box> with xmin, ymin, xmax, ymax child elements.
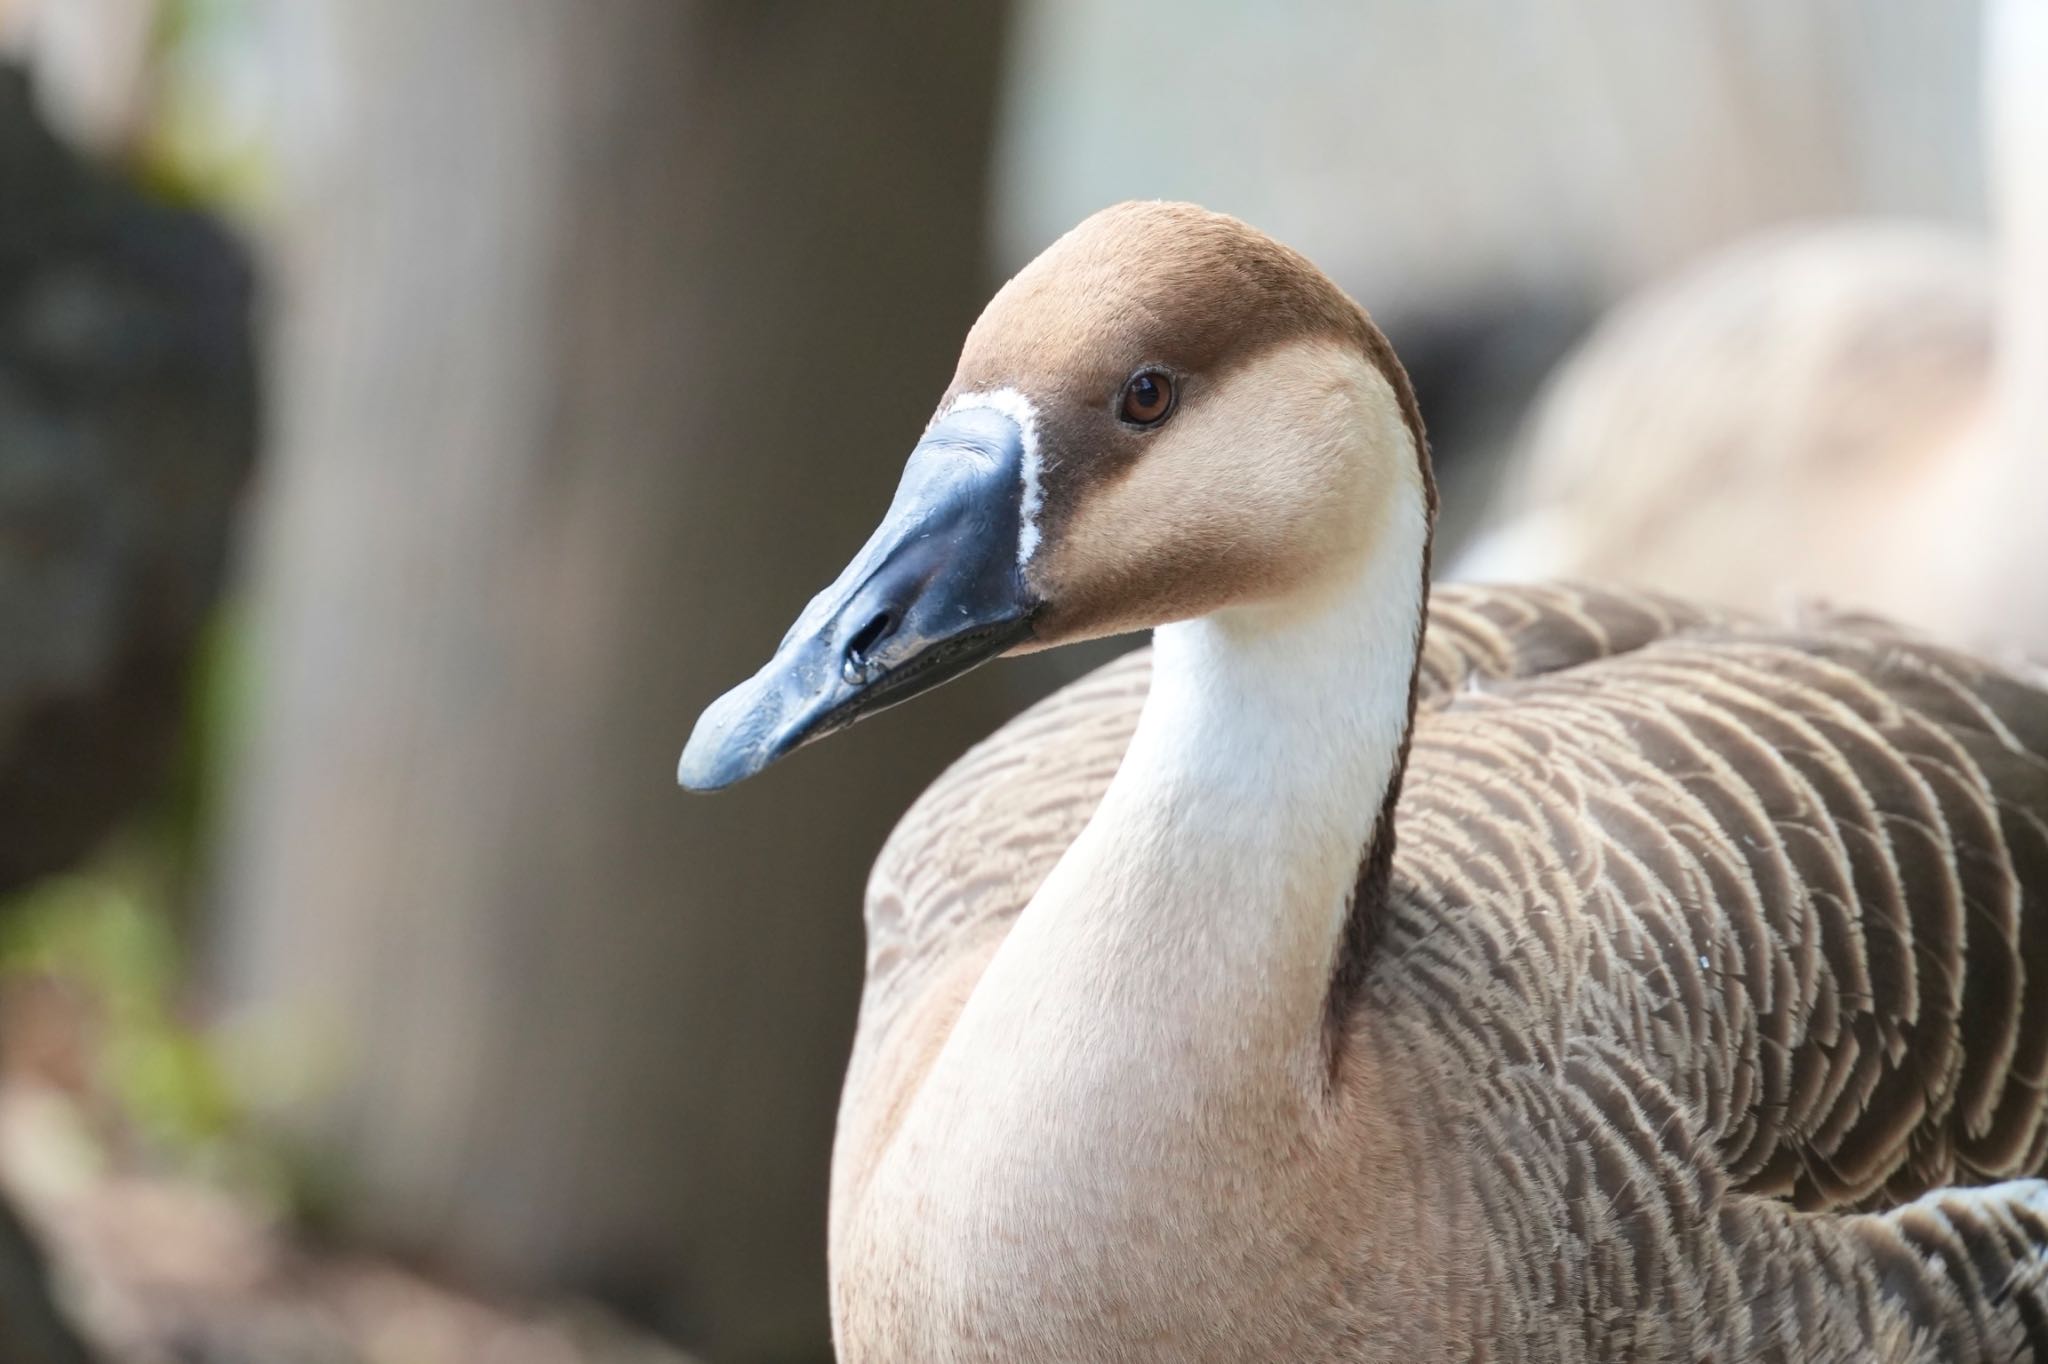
<box><xmin>0</xmin><ymin>1</ymin><xmax>2039</xmax><ymax>1361</ymax></box>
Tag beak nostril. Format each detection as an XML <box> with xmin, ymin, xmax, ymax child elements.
<box><xmin>843</xmin><ymin>610</ymin><xmax>895</xmax><ymax>682</ymax></box>
<box><xmin>849</xmin><ymin>610</ymin><xmax>894</xmax><ymax>657</ymax></box>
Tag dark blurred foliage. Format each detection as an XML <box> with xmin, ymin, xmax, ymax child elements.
<box><xmin>0</xmin><ymin>56</ymin><xmax>257</xmax><ymax>1363</ymax></box>
<box><xmin>0</xmin><ymin>1196</ymin><xmax>91</xmax><ymax>1364</ymax></box>
<box><xmin>0</xmin><ymin>62</ymin><xmax>256</xmax><ymax>899</ymax></box>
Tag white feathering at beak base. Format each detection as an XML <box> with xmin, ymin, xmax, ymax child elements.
<box><xmin>938</xmin><ymin>388</ymin><xmax>1044</xmax><ymax>568</ymax></box>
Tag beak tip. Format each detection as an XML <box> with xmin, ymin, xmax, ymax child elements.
<box><xmin>676</xmin><ymin>743</ymin><xmax>718</xmax><ymax>793</ymax></box>
<box><xmin>677</xmin><ymin>696</ymin><xmax>758</xmax><ymax>792</ymax></box>
<box><xmin>675</xmin><ymin>748</ymin><xmax>720</xmax><ymax>792</ymax></box>
<box><xmin>677</xmin><ymin>742</ymin><xmax>747</xmax><ymax>793</ymax></box>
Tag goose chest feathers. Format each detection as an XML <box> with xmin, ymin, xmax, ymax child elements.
<box><xmin>681</xmin><ymin>201</ymin><xmax>2048</xmax><ymax>1363</ymax></box>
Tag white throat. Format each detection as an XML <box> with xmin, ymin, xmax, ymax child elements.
<box><xmin>1083</xmin><ymin>489</ymin><xmax>1432</xmax><ymax>1066</ymax></box>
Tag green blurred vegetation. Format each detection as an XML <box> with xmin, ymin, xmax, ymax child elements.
<box><xmin>140</xmin><ymin>0</ymin><xmax>271</xmax><ymax>209</ymax></box>
<box><xmin>0</xmin><ymin>0</ymin><xmax>296</xmax><ymax>1231</ymax></box>
<box><xmin>0</xmin><ymin>605</ymin><xmax>292</xmax><ymax>1207</ymax></box>
<box><xmin>1</xmin><ymin>854</ymin><xmax>233</xmax><ymax>1157</ymax></box>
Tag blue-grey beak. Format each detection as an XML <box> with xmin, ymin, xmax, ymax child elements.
<box><xmin>678</xmin><ymin>406</ymin><xmax>1039</xmax><ymax>791</ymax></box>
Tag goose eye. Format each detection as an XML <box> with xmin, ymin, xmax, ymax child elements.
<box><xmin>1119</xmin><ymin>371</ymin><xmax>1175</xmax><ymax>426</ymax></box>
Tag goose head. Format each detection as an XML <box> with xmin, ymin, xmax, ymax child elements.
<box><xmin>680</xmin><ymin>201</ymin><xmax>1429</xmax><ymax>791</ymax></box>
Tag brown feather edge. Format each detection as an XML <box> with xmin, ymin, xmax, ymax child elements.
<box><xmin>1324</xmin><ymin>315</ymin><xmax>1437</xmax><ymax>1067</ymax></box>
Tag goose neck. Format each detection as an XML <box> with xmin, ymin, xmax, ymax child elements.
<box><xmin>1022</xmin><ymin>485</ymin><xmax>1432</xmax><ymax>1067</ymax></box>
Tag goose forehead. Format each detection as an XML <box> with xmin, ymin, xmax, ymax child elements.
<box><xmin>952</xmin><ymin>201</ymin><xmax>1378</xmax><ymax>395</ymax></box>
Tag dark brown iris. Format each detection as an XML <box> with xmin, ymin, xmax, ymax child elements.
<box><xmin>1119</xmin><ymin>370</ymin><xmax>1175</xmax><ymax>426</ymax></box>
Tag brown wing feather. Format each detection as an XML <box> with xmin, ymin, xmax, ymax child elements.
<box><xmin>1382</xmin><ymin>619</ymin><xmax>2048</xmax><ymax>1213</ymax></box>
<box><xmin>1415</xmin><ymin>580</ymin><xmax>1732</xmax><ymax>703</ymax></box>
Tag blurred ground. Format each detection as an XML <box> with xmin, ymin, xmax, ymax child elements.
<box><xmin>0</xmin><ymin>917</ymin><xmax>700</xmax><ymax>1364</ymax></box>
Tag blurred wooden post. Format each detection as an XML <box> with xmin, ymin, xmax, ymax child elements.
<box><xmin>223</xmin><ymin>4</ymin><xmax>1010</xmax><ymax>1359</ymax></box>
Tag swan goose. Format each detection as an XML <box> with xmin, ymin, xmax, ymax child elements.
<box><xmin>1454</xmin><ymin>0</ymin><xmax>2048</xmax><ymax>665</ymax></box>
<box><xmin>680</xmin><ymin>201</ymin><xmax>2048</xmax><ymax>1362</ymax></box>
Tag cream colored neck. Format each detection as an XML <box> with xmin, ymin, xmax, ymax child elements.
<box><xmin>1080</xmin><ymin>503</ymin><xmax>1429</xmax><ymax>1064</ymax></box>
<box><xmin>850</xmin><ymin>474</ymin><xmax>1431</xmax><ymax>1351</ymax></box>
<box><xmin>1003</xmin><ymin>477</ymin><xmax>1426</xmax><ymax>1085</ymax></box>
